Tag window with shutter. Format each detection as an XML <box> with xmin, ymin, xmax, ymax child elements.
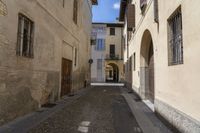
<box><xmin>17</xmin><ymin>14</ymin><xmax>34</xmax><ymax>58</ymax></box>
<box><xmin>127</xmin><ymin>4</ymin><xmax>135</xmax><ymax>31</ymax></box>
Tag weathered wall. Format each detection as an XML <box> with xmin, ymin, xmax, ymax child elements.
<box><xmin>0</xmin><ymin>0</ymin><xmax>92</xmax><ymax>125</ymax></box>
<box><xmin>123</xmin><ymin>0</ymin><xmax>200</xmax><ymax>132</ymax></box>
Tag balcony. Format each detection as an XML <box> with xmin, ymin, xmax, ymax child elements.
<box><xmin>105</xmin><ymin>54</ymin><xmax>123</xmax><ymax>60</ymax></box>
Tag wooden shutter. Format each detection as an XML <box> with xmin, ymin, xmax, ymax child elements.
<box><xmin>140</xmin><ymin>0</ymin><xmax>147</xmax><ymax>10</ymax></box>
<box><xmin>127</xmin><ymin>4</ymin><xmax>135</xmax><ymax>31</ymax></box>
<box><xmin>154</xmin><ymin>0</ymin><xmax>159</xmax><ymax>23</ymax></box>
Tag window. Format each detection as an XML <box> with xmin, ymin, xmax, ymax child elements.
<box><xmin>110</xmin><ymin>44</ymin><xmax>115</xmax><ymax>58</ymax></box>
<box><xmin>16</xmin><ymin>14</ymin><xmax>34</xmax><ymax>58</ymax></box>
<box><xmin>74</xmin><ymin>48</ymin><xmax>77</xmax><ymax>66</ymax></box>
<box><xmin>168</xmin><ymin>7</ymin><xmax>183</xmax><ymax>65</ymax></box>
<box><xmin>95</xmin><ymin>39</ymin><xmax>105</xmax><ymax>51</ymax></box>
<box><xmin>110</xmin><ymin>28</ymin><xmax>115</xmax><ymax>35</ymax></box>
<box><xmin>73</xmin><ymin>0</ymin><xmax>78</xmax><ymax>24</ymax></box>
<box><xmin>97</xmin><ymin>59</ymin><xmax>102</xmax><ymax>70</ymax></box>
<box><xmin>133</xmin><ymin>53</ymin><xmax>136</xmax><ymax>71</ymax></box>
<box><xmin>129</xmin><ymin>56</ymin><xmax>132</xmax><ymax>71</ymax></box>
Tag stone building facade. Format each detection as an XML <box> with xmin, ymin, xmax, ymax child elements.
<box><xmin>0</xmin><ymin>0</ymin><xmax>97</xmax><ymax>125</ymax></box>
<box><xmin>91</xmin><ymin>23</ymin><xmax>124</xmax><ymax>83</ymax></box>
<box><xmin>119</xmin><ymin>0</ymin><xmax>200</xmax><ymax>132</ymax></box>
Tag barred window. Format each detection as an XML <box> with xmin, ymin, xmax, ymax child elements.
<box><xmin>17</xmin><ymin>14</ymin><xmax>34</xmax><ymax>58</ymax></box>
<box><xmin>168</xmin><ymin>7</ymin><xmax>183</xmax><ymax>65</ymax></box>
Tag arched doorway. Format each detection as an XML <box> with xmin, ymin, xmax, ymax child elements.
<box><xmin>140</xmin><ymin>30</ymin><xmax>155</xmax><ymax>103</ymax></box>
<box><xmin>105</xmin><ymin>63</ymin><xmax>119</xmax><ymax>82</ymax></box>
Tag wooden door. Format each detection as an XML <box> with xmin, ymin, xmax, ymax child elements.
<box><xmin>61</xmin><ymin>58</ymin><xmax>72</xmax><ymax>96</ymax></box>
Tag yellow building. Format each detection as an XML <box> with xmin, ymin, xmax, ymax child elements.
<box><xmin>91</xmin><ymin>23</ymin><xmax>124</xmax><ymax>82</ymax></box>
<box><xmin>119</xmin><ymin>0</ymin><xmax>200</xmax><ymax>132</ymax></box>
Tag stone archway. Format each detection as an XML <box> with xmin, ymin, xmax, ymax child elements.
<box><xmin>140</xmin><ymin>30</ymin><xmax>155</xmax><ymax>103</ymax></box>
<box><xmin>105</xmin><ymin>63</ymin><xmax>119</xmax><ymax>83</ymax></box>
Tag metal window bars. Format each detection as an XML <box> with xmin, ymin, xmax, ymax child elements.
<box><xmin>168</xmin><ymin>8</ymin><xmax>183</xmax><ymax>65</ymax></box>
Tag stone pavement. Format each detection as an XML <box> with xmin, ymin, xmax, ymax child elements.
<box><xmin>0</xmin><ymin>86</ymin><xmax>172</xmax><ymax>133</ymax></box>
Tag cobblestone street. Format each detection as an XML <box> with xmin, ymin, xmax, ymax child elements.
<box><xmin>28</xmin><ymin>86</ymin><xmax>142</xmax><ymax>133</ymax></box>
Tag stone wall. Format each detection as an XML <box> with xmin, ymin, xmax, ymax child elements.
<box><xmin>0</xmin><ymin>0</ymin><xmax>92</xmax><ymax>125</ymax></box>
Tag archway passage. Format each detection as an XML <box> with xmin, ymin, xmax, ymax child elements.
<box><xmin>140</xmin><ymin>30</ymin><xmax>155</xmax><ymax>103</ymax></box>
<box><xmin>106</xmin><ymin>63</ymin><xmax>119</xmax><ymax>82</ymax></box>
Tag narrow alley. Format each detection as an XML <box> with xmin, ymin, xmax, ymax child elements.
<box><xmin>0</xmin><ymin>86</ymin><xmax>172</xmax><ymax>133</ymax></box>
<box><xmin>1</xmin><ymin>0</ymin><xmax>200</xmax><ymax>132</ymax></box>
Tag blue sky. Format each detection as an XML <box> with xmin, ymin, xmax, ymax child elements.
<box><xmin>92</xmin><ymin>0</ymin><xmax>120</xmax><ymax>23</ymax></box>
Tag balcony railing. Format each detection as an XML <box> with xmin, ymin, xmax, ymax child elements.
<box><xmin>105</xmin><ymin>54</ymin><xmax>122</xmax><ymax>60</ymax></box>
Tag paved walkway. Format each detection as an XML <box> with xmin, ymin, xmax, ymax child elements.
<box><xmin>0</xmin><ymin>86</ymin><xmax>172</xmax><ymax>133</ymax></box>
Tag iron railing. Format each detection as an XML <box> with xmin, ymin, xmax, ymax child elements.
<box><xmin>105</xmin><ymin>54</ymin><xmax>122</xmax><ymax>60</ymax></box>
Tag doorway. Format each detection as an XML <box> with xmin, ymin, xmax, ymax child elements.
<box><xmin>140</xmin><ymin>30</ymin><xmax>155</xmax><ymax>103</ymax></box>
<box><xmin>61</xmin><ymin>58</ymin><xmax>72</xmax><ymax>96</ymax></box>
<box><xmin>106</xmin><ymin>63</ymin><xmax>119</xmax><ymax>82</ymax></box>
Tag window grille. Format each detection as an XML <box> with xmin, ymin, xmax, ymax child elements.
<box><xmin>16</xmin><ymin>14</ymin><xmax>34</xmax><ymax>58</ymax></box>
<box><xmin>168</xmin><ymin>7</ymin><xmax>183</xmax><ymax>65</ymax></box>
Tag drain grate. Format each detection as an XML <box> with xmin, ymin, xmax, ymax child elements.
<box><xmin>68</xmin><ymin>94</ymin><xmax>75</xmax><ymax>97</ymax></box>
<box><xmin>41</xmin><ymin>103</ymin><xmax>56</xmax><ymax>108</ymax></box>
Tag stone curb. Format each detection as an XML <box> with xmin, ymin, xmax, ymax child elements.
<box><xmin>120</xmin><ymin>87</ymin><xmax>172</xmax><ymax>133</ymax></box>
